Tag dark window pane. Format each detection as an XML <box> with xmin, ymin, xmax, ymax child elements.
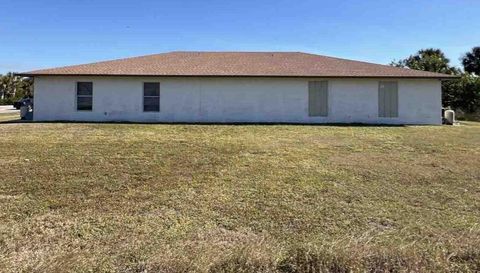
<box><xmin>144</xmin><ymin>104</ymin><xmax>159</xmax><ymax>112</ymax></box>
<box><xmin>144</xmin><ymin>82</ymin><xmax>160</xmax><ymax>96</ymax></box>
<box><xmin>143</xmin><ymin>97</ymin><xmax>159</xmax><ymax>112</ymax></box>
<box><xmin>143</xmin><ymin>96</ymin><xmax>159</xmax><ymax>105</ymax></box>
<box><xmin>77</xmin><ymin>82</ymin><xmax>93</xmax><ymax>96</ymax></box>
<box><xmin>77</xmin><ymin>97</ymin><xmax>92</xmax><ymax>111</ymax></box>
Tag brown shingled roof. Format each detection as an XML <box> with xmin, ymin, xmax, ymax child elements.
<box><xmin>19</xmin><ymin>51</ymin><xmax>457</xmax><ymax>79</ymax></box>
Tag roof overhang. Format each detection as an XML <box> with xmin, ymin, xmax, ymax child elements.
<box><xmin>15</xmin><ymin>73</ymin><xmax>460</xmax><ymax>80</ymax></box>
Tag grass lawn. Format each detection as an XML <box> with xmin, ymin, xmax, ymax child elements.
<box><xmin>0</xmin><ymin>115</ymin><xmax>479</xmax><ymax>272</ymax></box>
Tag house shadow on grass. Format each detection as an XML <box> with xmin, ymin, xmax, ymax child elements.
<box><xmin>0</xmin><ymin>119</ymin><xmax>410</xmax><ymax>127</ymax></box>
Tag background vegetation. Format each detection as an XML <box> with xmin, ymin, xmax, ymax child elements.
<box><xmin>0</xmin><ymin>73</ymin><xmax>33</xmax><ymax>105</ymax></box>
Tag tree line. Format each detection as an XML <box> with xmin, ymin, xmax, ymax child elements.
<box><xmin>0</xmin><ymin>73</ymin><xmax>33</xmax><ymax>105</ymax></box>
<box><xmin>391</xmin><ymin>47</ymin><xmax>480</xmax><ymax>115</ymax></box>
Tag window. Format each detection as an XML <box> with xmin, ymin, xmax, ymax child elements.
<box><xmin>378</xmin><ymin>81</ymin><xmax>398</xmax><ymax>118</ymax></box>
<box><xmin>143</xmin><ymin>82</ymin><xmax>160</xmax><ymax>112</ymax></box>
<box><xmin>77</xmin><ymin>82</ymin><xmax>93</xmax><ymax>111</ymax></box>
<box><xmin>308</xmin><ymin>81</ymin><xmax>328</xmax><ymax>116</ymax></box>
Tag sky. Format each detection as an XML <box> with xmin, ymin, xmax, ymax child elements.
<box><xmin>1</xmin><ymin>0</ymin><xmax>479</xmax><ymax>74</ymax></box>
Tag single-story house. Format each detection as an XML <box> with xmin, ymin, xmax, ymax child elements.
<box><xmin>19</xmin><ymin>51</ymin><xmax>457</xmax><ymax>124</ymax></box>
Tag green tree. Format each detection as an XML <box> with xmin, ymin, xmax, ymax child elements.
<box><xmin>0</xmin><ymin>73</ymin><xmax>19</xmax><ymax>99</ymax></box>
<box><xmin>15</xmin><ymin>77</ymin><xmax>34</xmax><ymax>98</ymax></box>
<box><xmin>443</xmin><ymin>74</ymin><xmax>480</xmax><ymax>113</ymax></box>
<box><xmin>0</xmin><ymin>73</ymin><xmax>33</xmax><ymax>104</ymax></box>
<box><xmin>461</xmin><ymin>47</ymin><xmax>480</xmax><ymax>75</ymax></box>
<box><xmin>0</xmin><ymin>75</ymin><xmax>3</xmax><ymax>100</ymax></box>
<box><xmin>390</xmin><ymin>48</ymin><xmax>460</xmax><ymax>74</ymax></box>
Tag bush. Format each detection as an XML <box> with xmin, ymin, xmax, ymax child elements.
<box><xmin>443</xmin><ymin>74</ymin><xmax>480</xmax><ymax>114</ymax></box>
<box><xmin>0</xmin><ymin>98</ymin><xmax>15</xmax><ymax>105</ymax></box>
<box><xmin>455</xmin><ymin>110</ymin><xmax>480</xmax><ymax>121</ymax></box>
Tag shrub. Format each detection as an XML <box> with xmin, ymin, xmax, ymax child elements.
<box><xmin>0</xmin><ymin>98</ymin><xmax>15</xmax><ymax>105</ymax></box>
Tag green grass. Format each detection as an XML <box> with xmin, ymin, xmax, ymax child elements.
<box><xmin>0</xmin><ymin>118</ymin><xmax>479</xmax><ymax>272</ymax></box>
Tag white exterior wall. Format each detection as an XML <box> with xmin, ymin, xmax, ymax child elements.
<box><xmin>33</xmin><ymin>76</ymin><xmax>442</xmax><ymax>124</ymax></box>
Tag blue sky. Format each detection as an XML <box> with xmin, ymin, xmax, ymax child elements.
<box><xmin>1</xmin><ymin>0</ymin><xmax>479</xmax><ymax>73</ymax></box>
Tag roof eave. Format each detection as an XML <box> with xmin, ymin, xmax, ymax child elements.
<box><xmin>15</xmin><ymin>73</ymin><xmax>459</xmax><ymax>80</ymax></box>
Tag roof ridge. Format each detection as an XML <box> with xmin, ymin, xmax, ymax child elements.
<box><xmin>169</xmin><ymin>51</ymin><xmax>304</xmax><ymax>54</ymax></box>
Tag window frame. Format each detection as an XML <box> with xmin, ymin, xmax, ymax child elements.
<box><xmin>76</xmin><ymin>82</ymin><xmax>93</xmax><ymax>112</ymax></box>
<box><xmin>143</xmin><ymin>82</ymin><xmax>160</xmax><ymax>112</ymax></box>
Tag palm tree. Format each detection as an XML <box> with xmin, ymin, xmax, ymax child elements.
<box><xmin>0</xmin><ymin>74</ymin><xmax>5</xmax><ymax>99</ymax></box>
<box><xmin>0</xmin><ymin>73</ymin><xmax>32</xmax><ymax>100</ymax></box>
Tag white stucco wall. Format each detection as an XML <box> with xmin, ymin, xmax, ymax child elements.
<box><xmin>33</xmin><ymin>76</ymin><xmax>442</xmax><ymax>124</ymax></box>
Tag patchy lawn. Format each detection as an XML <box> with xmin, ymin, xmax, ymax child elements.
<box><xmin>0</xmin><ymin>119</ymin><xmax>479</xmax><ymax>272</ymax></box>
